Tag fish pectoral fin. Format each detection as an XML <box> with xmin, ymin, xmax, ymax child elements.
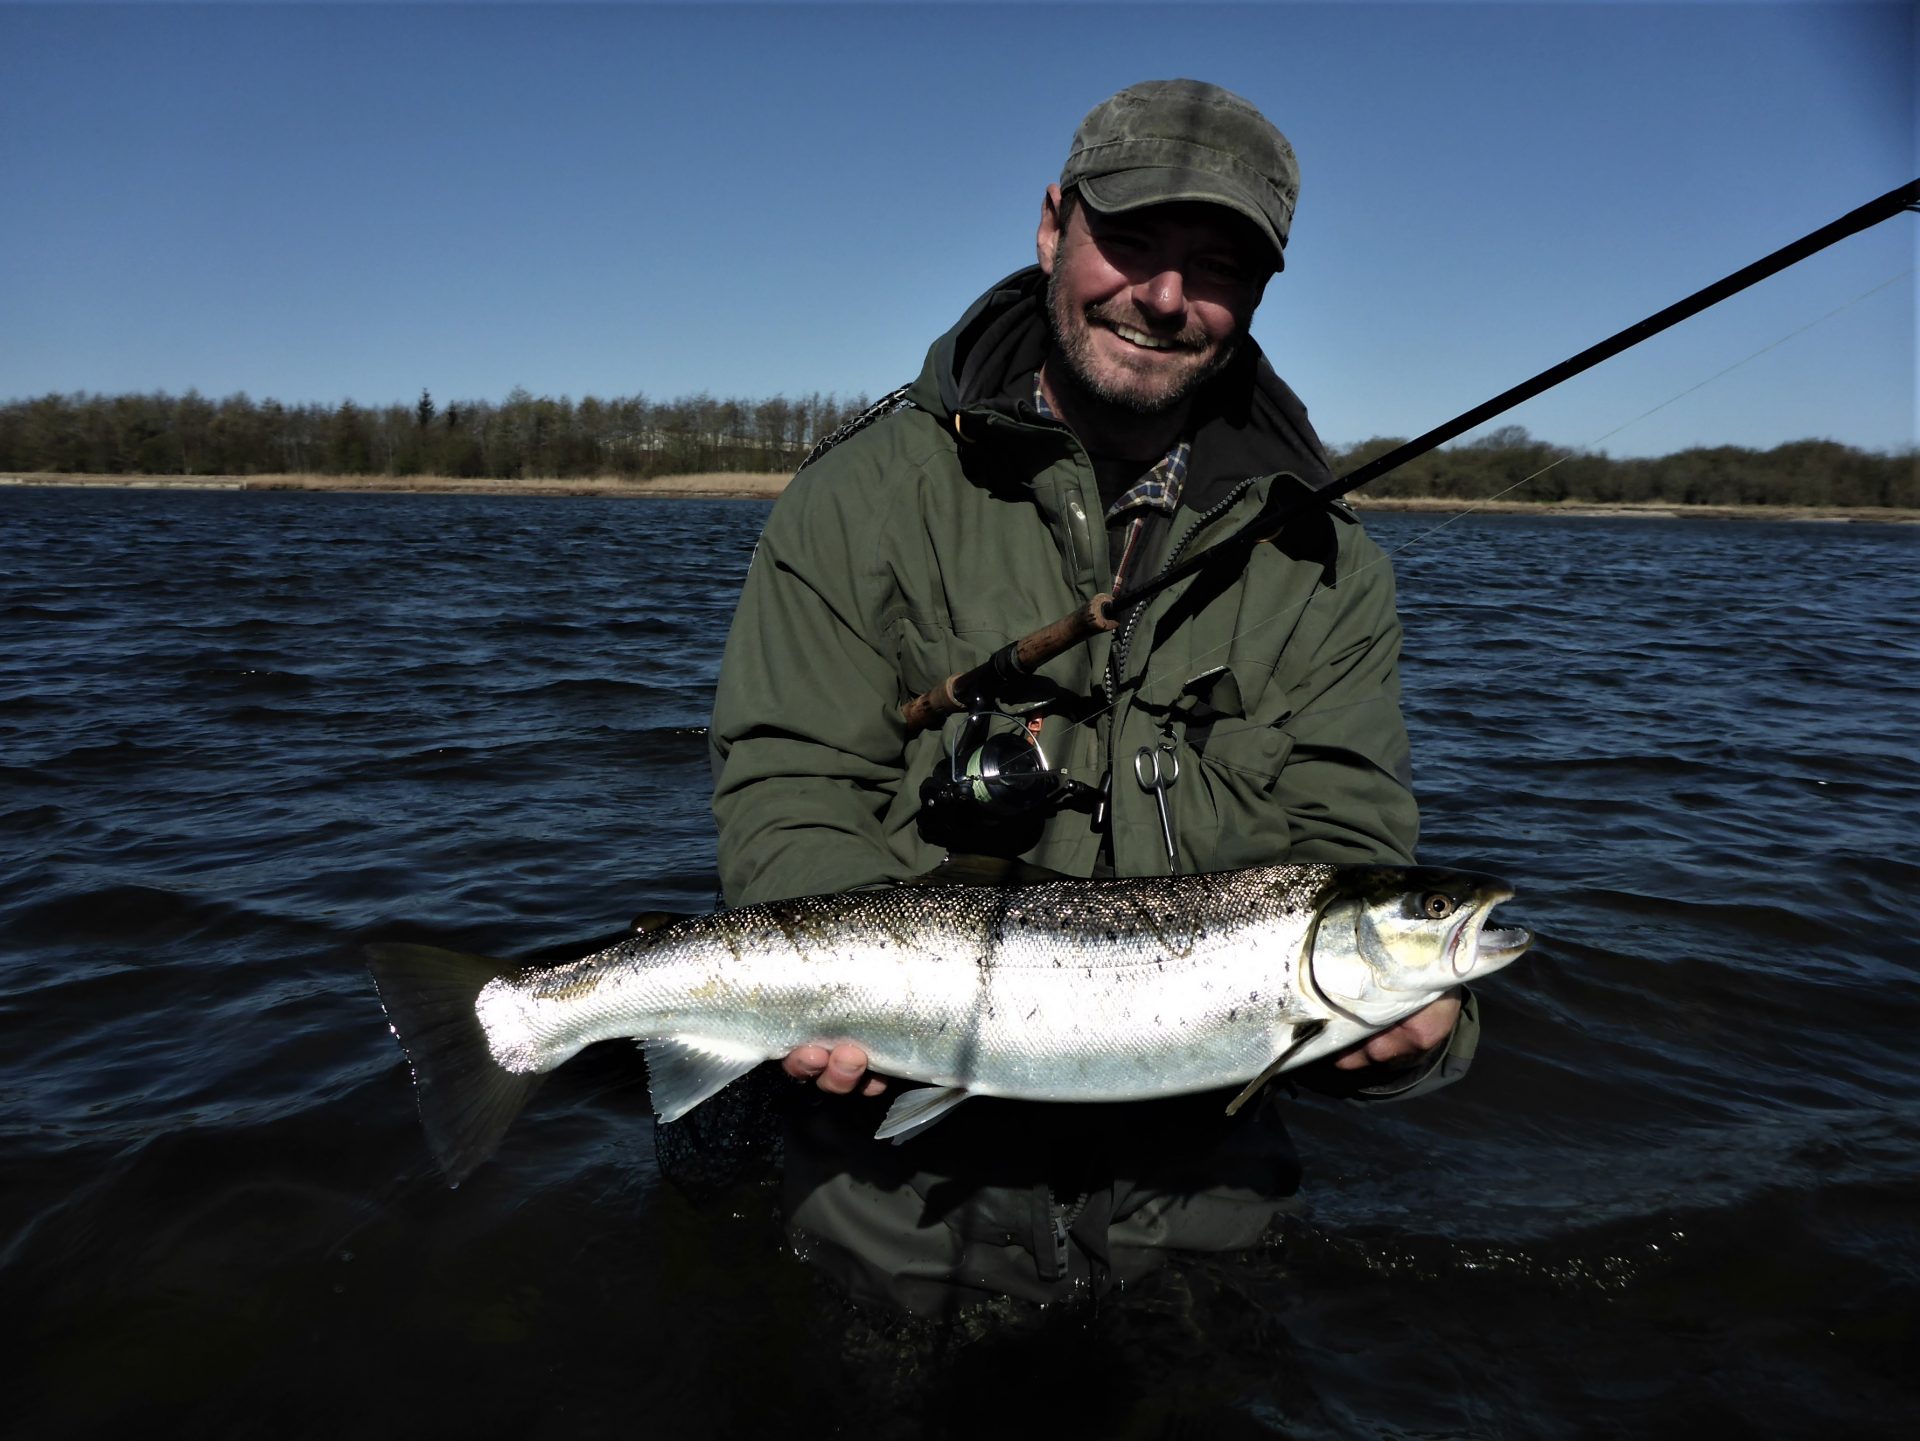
<box><xmin>1225</xmin><ymin>1019</ymin><xmax>1329</xmax><ymax>1116</ymax></box>
<box><xmin>640</xmin><ymin>1036</ymin><xmax>770</xmax><ymax>1123</ymax></box>
<box><xmin>874</xmin><ymin>1085</ymin><xmax>974</xmax><ymax>1144</ymax></box>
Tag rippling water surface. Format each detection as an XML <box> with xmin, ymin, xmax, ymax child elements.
<box><xmin>4</xmin><ymin>488</ymin><xmax>1916</xmax><ymax>1438</ymax></box>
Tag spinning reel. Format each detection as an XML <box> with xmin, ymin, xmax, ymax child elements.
<box><xmin>917</xmin><ymin>708</ymin><xmax>1100</xmax><ymax>823</ymax></box>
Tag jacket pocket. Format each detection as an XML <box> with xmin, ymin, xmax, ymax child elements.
<box><xmin>1185</xmin><ymin>719</ymin><xmax>1296</xmax><ymax>869</ymax></box>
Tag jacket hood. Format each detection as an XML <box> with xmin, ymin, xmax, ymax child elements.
<box><xmin>906</xmin><ymin>266</ymin><xmax>1335</xmax><ymax>506</ymax></box>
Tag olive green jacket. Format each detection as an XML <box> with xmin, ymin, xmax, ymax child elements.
<box><xmin>712</xmin><ymin>267</ymin><xmax>1421</xmax><ymax>902</ymax></box>
<box><xmin>704</xmin><ymin>269</ymin><xmax>1474</xmax><ymax>1311</ymax></box>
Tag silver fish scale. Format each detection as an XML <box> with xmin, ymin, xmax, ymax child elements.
<box><xmin>489</xmin><ymin>864</ymin><xmax>1341</xmax><ymax>1102</ymax></box>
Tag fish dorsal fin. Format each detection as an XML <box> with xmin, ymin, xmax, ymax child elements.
<box><xmin>912</xmin><ymin>853</ymin><xmax>1074</xmax><ymax>888</ymax></box>
<box><xmin>630</xmin><ymin>909</ymin><xmax>694</xmax><ymax>935</ymax></box>
<box><xmin>640</xmin><ymin>1036</ymin><xmax>769</xmax><ymax>1122</ymax></box>
<box><xmin>873</xmin><ymin>1084</ymin><xmax>974</xmax><ymax>1143</ymax></box>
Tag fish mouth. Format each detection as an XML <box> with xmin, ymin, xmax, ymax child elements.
<box><xmin>1475</xmin><ymin>924</ymin><xmax>1533</xmax><ymax>969</ymax></box>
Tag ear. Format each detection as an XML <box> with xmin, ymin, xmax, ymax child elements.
<box><xmin>1036</xmin><ymin>183</ymin><xmax>1065</xmax><ymax>276</ymax></box>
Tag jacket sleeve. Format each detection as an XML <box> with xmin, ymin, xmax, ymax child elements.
<box><xmin>709</xmin><ymin>463</ymin><xmax>917</xmax><ymax>907</ymax></box>
<box><xmin>1274</xmin><ymin>524</ymin><xmax>1421</xmax><ymax>866</ymax></box>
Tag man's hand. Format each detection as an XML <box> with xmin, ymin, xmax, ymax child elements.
<box><xmin>1330</xmin><ymin>990</ymin><xmax>1462</xmax><ymax>1072</ymax></box>
<box><xmin>783</xmin><ymin>1042</ymin><xmax>887</xmax><ymax>1096</ymax></box>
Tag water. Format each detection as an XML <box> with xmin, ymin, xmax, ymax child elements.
<box><xmin>4</xmin><ymin>488</ymin><xmax>1916</xmax><ymax>1437</ymax></box>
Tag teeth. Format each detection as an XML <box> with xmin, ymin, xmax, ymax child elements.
<box><xmin>1113</xmin><ymin>325</ymin><xmax>1173</xmax><ymax>350</ymax></box>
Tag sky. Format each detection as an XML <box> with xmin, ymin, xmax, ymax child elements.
<box><xmin>1</xmin><ymin>1</ymin><xmax>1913</xmax><ymax>459</ymax></box>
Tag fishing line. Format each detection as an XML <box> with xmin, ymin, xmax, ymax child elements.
<box><xmin>1330</xmin><ymin>267</ymin><xmax>1914</xmax><ymax>608</ymax></box>
<box><xmin>1368</xmin><ymin>263</ymin><xmax>1920</xmax><ymax>692</ymax></box>
<box><xmin>901</xmin><ymin>180</ymin><xmax>1919</xmax><ymax>752</ymax></box>
<box><xmin>1026</xmin><ymin>262</ymin><xmax>1917</xmax><ymax>756</ymax></box>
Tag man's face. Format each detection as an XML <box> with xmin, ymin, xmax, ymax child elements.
<box><xmin>1038</xmin><ymin>185</ymin><xmax>1271</xmax><ymax>416</ymax></box>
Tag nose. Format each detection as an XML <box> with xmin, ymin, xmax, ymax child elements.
<box><xmin>1135</xmin><ymin>267</ymin><xmax>1185</xmax><ymax>319</ymax></box>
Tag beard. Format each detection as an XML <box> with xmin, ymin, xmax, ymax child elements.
<box><xmin>1045</xmin><ymin>269</ymin><xmax>1239</xmax><ymax>416</ymax></box>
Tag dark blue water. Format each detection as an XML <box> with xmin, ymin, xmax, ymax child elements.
<box><xmin>4</xmin><ymin>488</ymin><xmax>1916</xmax><ymax>1437</ymax></box>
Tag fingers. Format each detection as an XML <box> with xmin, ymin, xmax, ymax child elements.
<box><xmin>1331</xmin><ymin>1028</ymin><xmax>1418</xmax><ymax>1070</ymax></box>
<box><xmin>781</xmin><ymin>1042</ymin><xmax>885</xmax><ymax>1096</ymax></box>
<box><xmin>1330</xmin><ymin>991</ymin><xmax>1462</xmax><ymax>1071</ymax></box>
<box><xmin>1394</xmin><ymin>991</ymin><xmax>1463</xmax><ymax>1053</ymax></box>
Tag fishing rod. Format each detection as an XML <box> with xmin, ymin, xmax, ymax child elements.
<box><xmin>900</xmin><ymin>176</ymin><xmax>1920</xmax><ymax>737</ymax></box>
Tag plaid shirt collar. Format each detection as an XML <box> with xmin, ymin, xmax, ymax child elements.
<box><xmin>1031</xmin><ymin>374</ymin><xmax>1190</xmax><ymax>519</ymax></box>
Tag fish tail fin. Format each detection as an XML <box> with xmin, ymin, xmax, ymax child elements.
<box><xmin>364</xmin><ymin>942</ymin><xmax>541</xmax><ymax>1187</ymax></box>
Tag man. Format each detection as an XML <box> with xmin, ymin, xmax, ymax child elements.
<box><xmin>708</xmin><ymin>79</ymin><xmax>1475</xmax><ymax>1316</ymax></box>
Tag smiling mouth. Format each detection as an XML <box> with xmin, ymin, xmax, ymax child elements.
<box><xmin>1111</xmin><ymin>323</ymin><xmax>1177</xmax><ymax>351</ymax></box>
<box><xmin>1102</xmin><ymin>319</ymin><xmax>1209</xmax><ymax>359</ymax></box>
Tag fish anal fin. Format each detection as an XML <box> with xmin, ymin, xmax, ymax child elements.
<box><xmin>641</xmin><ymin>1036</ymin><xmax>769</xmax><ymax>1122</ymax></box>
<box><xmin>874</xmin><ymin>1084</ymin><xmax>974</xmax><ymax>1143</ymax></box>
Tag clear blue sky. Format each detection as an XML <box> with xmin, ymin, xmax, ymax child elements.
<box><xmin>2</xmin><ymin>2</ymin><xmax>1913</xmax><ymax>458</ymax></box>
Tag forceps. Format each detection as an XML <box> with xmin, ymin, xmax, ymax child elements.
<box><xmin>1134</xmin><ymin>742</ymin><xmax>1181</xmax><ymax>874</ymax></box>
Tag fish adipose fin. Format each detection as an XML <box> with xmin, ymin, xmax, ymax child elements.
<box><xmin>874</xmin><ymin>1085</ymin><xmax>974</xmax><ymax>1143</ymax></box>
<box><xmin>641</xmin><ymin>1037</ymin><xmax>769</xmax><ymax>1122</ymax></box>
<box><xmin>363</xmin><ymin>942</ymin><xmax>541</xmax><ymax>1188</ymax></box>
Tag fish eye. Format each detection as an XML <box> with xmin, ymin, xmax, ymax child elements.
<box><xmin>1419</xmin><ymin>892</ymin><xmax>1457</xmax><ymax>920</ymax></box>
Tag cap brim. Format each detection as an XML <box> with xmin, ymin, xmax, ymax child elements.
<box><xmin>1079</xmin><ymin>168</ymin><xmax>1286</xmax><ymax>272</ymax></box>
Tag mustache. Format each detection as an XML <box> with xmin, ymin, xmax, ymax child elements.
<box><xmin>1084</xmin><ymin>302</ymin><xmax>1208</xmax><ymax>352</ymax></box>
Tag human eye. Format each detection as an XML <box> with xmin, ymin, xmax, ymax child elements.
<box><xmin>1196</xmin><ymin>254</ymin><xmax>1251</xmax><ymax>284</ymax></box>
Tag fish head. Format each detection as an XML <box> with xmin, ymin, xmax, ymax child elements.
<box><xmin>1303</xmin><ymin>866</ymin><xmax>1532</xmax><ymax>1026</ymax></box>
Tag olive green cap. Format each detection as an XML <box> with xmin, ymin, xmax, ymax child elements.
<box><xmin>1059</xmin><ymin>78</ymin><xmax>1299</xmax><ymax>271</ymax></box>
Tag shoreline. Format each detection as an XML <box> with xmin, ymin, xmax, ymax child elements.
<box><xmin>3</xmin><ymin>471</ymin><xmax>1912</xmax><ymax>522</ymax></box>
<box><xmin>0</xmin><ymin>470</ymin><xmax>792</xmax><ymax>500</ymax></box>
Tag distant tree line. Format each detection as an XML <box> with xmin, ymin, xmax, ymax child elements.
<box><xmin>0</xmin><ymin>392</ymin><xmax>1912</xmax><ymax>508</ymax></box>
<box><xmin>1332</xmin><ymin>425</ymin><xmax>1915</xmax><ymax>510</ymax></box>
<box><xmin>0</xmin><ymin>387</ymin><xmax>872</xmax><ymax>481</ymax></box>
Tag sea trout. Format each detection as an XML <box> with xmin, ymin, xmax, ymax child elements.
<box><xmin>366</xmin><ymin>860</ymin><xmax>1531</xmax><ymax>1184</ymax></box>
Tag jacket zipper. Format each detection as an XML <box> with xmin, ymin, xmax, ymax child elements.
<box><xmin>1102</xmin><ymin>476</ymin><xmax>1259</xmax><ymax>706</ymax></box>
<box><xmin>1097</xmin><ymin>477</ymin><xmax>1259</xmax><ymax>869</ymax></box>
